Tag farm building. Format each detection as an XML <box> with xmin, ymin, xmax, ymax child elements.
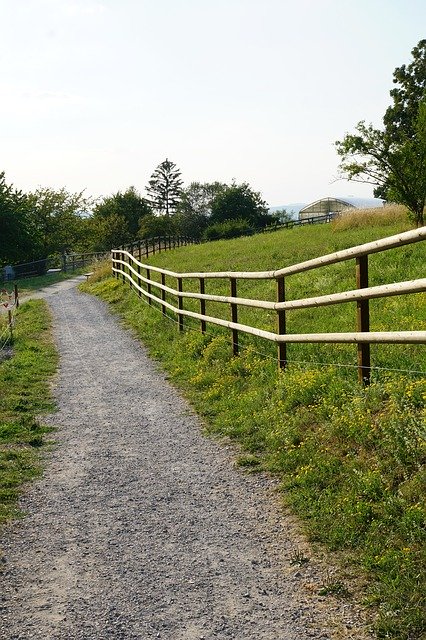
<box><xmin>299</xmin><ymin>196</ymin><xmax>384</xmax><ymax>220</ymax></box>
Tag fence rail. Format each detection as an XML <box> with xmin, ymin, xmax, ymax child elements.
<box><xmin>112</xmin><ymin>227</ymin><xmax>426</xmax><ymax>384</ymax></box>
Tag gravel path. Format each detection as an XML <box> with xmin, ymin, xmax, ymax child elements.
<box><xmin>0</xmin><ymin>281</ymin><xmax>369</xmax><ymax>639</ymax></box>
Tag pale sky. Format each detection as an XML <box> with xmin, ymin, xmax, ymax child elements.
<box><xmin>1</xmin><ymin>0</ymin><xmax>425</xmax><ymax>207</ymax></box>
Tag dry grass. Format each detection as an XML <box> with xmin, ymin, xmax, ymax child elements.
<box><xmin>87</xmin><ymin>259</ymin><xmax>112</xmax><ymax>282</ymax></box>
<box><xmin>331</xmin><ymin>205</ymin><xmax>408</xmax><ymax>231</ymax></box>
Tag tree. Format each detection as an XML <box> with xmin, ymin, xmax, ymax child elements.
<box><xmin>383</xmin><ymin>39</ymin><xmax>426</xmax><ymax>141</ymax></box>
<box><xmin>0</xmin><ymin>172</ymin><xmax>35</xmax><ymax>265</ymax></box>
<box><xmin>138</xmin><ymin>214</ymin><xmax>175</xmax><ymax>239</ymax></box>
<box><xmin>92</xmin><ymin>187</ymin><xmax>151</xmax><ymax>237</ymax></box>
<box><xmin>28</xmin><ymin>187</ymin><xmax>92</xmax><ymax>257</ymax></box>
<box><xmin>210</xmin><ymin>182</ymin><xmax>269</xmax><ymax>228</ymax></box>
<box><xmin>88</xmin><ymin>212</ymin><xmax>131</xmax><ymax>251</ymax></box>
<box><xmin>146</xmin><ymin>159</ymin><xmax>183</xmax><ymax>216</ymax></box>
<box><xmin>175</xmin><ymin>181</ymin><xmax>227</xmax><ymax>239</ymax></box>
<box><xmin>90</xmin><ymin>186</ymin><xmax>151</xmax><ymax>249</ymax></box>
<box><xmin>336</xmin><ymin>40</ymin><xmax>426</xmax><ymax>227</ymax></box>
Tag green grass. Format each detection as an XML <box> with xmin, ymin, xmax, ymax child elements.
<box><xmin>82</xmin><ymin>217</ymin><xmax>426</xmax><ymax>639</ymax></box>
<box><xmin>0</xmin><ymin>300</ymin><xmax>57</xmax><ymax>525</ymax></box>
<box><xmin>9</xmin><ymin>267</ymin><xmax>88</xmax><ymax>297</ymax></box>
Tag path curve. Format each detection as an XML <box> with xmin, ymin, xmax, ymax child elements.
<box><xmin>0</xmin><ymin>281</ymin><xmax>368</xmax><ymax>639</ymax></box>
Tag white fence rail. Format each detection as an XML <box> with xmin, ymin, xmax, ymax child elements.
<box><xmin>112</xmin><ymin>227</ymin><xmax>426</xmax><ymax>384</ymax></box>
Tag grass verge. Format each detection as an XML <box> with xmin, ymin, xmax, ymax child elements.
<box><xmin>83</xmin><ymin>218</ymin><xmax>425</xmax><ymax>640</ymax></box>
<box><xmin>0</xmin><ymin>300</ymin><xmax>57</xmax><ymax>525</ymax></box>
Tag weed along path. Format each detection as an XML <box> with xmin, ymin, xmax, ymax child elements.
<box><xmin>0</xmin><ymin>282</ymin><xmax>369</xmax><ymax>640</ymax></box>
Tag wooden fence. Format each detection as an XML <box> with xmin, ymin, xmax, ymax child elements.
<box><xmin>112</xmin><ymin>227</ymin><xmax>426</xmax><ymax>384</ymax></box>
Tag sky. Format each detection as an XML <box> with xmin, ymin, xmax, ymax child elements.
<box><xmin>1</xmin><ymin>0</ymin><xmax>425</xmax><ymax>208</ymax></box>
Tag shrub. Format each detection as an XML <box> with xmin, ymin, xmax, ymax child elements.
<box><xmin>203</xmin><ymin>218</ymin><xmax>253</xmax><ymax>241</ymax></box>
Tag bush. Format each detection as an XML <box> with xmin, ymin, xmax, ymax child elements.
<box><xmin>203</xmin><ymin>219</ymin><xmax>253</xmax><ymax>241</ymax></box>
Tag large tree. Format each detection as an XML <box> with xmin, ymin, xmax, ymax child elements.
<box><xmin>28</xmin><ymin>187</ymin><xmax>92</xmax><ymax>257</ymax></box>
<box><xmin>336</xmin><ymin>40</ymin><xmax>426</xmax><ymax>227</ymax></box>
<box><xmin>91</xmin><ymin>186</ymin><xmax>152</xmax><ymax>249</ymax></box>
<box><xmin>210</xmin><ymin>182</ymin><xmax>269</xmax><ymax>228</ymax></box>
<box><xmin>0</xmin><ymin>172</ymin><xmax>35</xmax><ymax>265</ymax></box>
<box><xmin>146</xmin><ymin>159</ymin><xmax>183</xmax><ymax>216</ymax></box>
<box><xmin>175</xmin><ymin>181</ymin><xmax>227</xmax><ymax>239</ymax></box>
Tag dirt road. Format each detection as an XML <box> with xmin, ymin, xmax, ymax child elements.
<box><xmin>0</xmin><ymin>281</ymin><xmax>369</xmax><ymax>639</ymax></box>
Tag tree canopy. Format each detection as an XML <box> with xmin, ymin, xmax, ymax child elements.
<box><xmin>146</xmin><ymin>159</ymin><xmax>183</xmax><ymax>216</ymax></box>
<box><xmin>210</xmin><ymin>182</ymin><xmax>269</xmax><ymax>228</ymax></box>
<box><xmin>91</xmin><ymin>187</ymin><xmax>152</xmax><ymax>250</ymax></box>
<box><xmin>336</xmin><ymin>40</ymin><xmax>426</xmax><ymax>227</ymax></box>
<box><xmin>0</xmin><ymin>172</ymin><xmax>35</xmax><ymax>265</ymax></box>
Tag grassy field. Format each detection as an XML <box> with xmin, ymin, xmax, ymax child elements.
<box><xmin>83</xmin><ymin>208</ymin><xmax>425</xmax><ymax>640</ymax></box>
<box><xmin>0</xmin><ymin>300</ymin><xmax>57</xmax><ymax>526</ymax></box>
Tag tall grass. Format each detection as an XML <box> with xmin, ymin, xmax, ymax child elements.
<box><xmin>332</xmin><ymin>204</ymin><xmax>407</xmax><ymax>231</ymax></box>
<box><xmin>82</xmin><ymin>218</ymin><xmax>425</xmax><ymax>639</ymax></box>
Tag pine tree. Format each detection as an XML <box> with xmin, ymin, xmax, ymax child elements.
<box><xmin>146</xmin><ymin>159</ymin><xmax>183</xmax><ymax>216</ymax></box>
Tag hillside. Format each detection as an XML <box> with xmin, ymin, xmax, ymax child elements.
<box><xmin>141</xmin><ymin>209</ymin><xmax>426</xmax><ymax>377</ymax></box>
<box><xmin>84</xmin><ymin>208</ymin><xmax>425</xmax><ymax>639</ymax></box>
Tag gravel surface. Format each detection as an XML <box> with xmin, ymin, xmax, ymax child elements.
<box><xmin>0</xmin><ymin>280</ymin><xmax>371</xmax><ymax>639</ymax></box>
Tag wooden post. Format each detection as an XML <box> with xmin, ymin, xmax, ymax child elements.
<box><xmin>138</xmin><ymin>241</ymin><xmax>142</xmax><ymax>261</ymax></box>
<box><xmin>199</xmin><ymin>278</ymin><xmax>206</xmax><ymax>333</ymax></box>
<box><xmin>168</xmin><ymin>236</ymin><xmax>172</xmax><ymax>250</ymax></box>
<box><xmin>230</xmin><ymin>278</ymin><xmax>239</xmax><ymax>356</ymax></box>
<box><xmin>161</xmin><ymin>273</ymin><xmax>166</xmax><ymax>315</ymax></box>
<box><xmin>122</xmin><ymin>251</ymin><xmax>125</xmax><ymax>283</ymax></box>
<box><xmin>277</xmin><ymin>276</ymin><xmax>286</xmax><ymax>369</ymax></box>
<box><xmin>8</xmin><ymin>309</ymin><xmax>13</xmax><ymax>341</ymax></box>
<box><xmin>145</xmin><ymin>239</ymin><xmax>149</xmax><ymax>258</ymax></box>
<box><xmin>356</xmin><ymin>255</ymin><xmax>371</xmax><ymax>385</ymax></box>
<box><xmin>137</xmin><ymin>262</ymin><xmax>141</xmax><ymax>297</ymax></box>
<box><xmin>152</xmin><ymin>238</ymin><xmax>156</xmax><ymax>255</ymax></box>
<box><xmin>177</xmin><ymin>277</ymin><xmax>184</xmax><ymax>331</ymax></box>
<box><xmin>146</xmin><ymin>268</ymin><xmax>152</xmax><ymax>305</ymax></box>
<box><xmin>14</xmin><ymin>284</ymin><xmax>19</xmax><ymax>308</ymax></box>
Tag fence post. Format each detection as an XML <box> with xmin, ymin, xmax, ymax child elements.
<box><xmin>161</xmin><ymin>273</ymin><xmax>166</xmax><ymax>315</ymax></box>
<box><xmin>138</xmin><ymin>241</ymin><xmax>142</xmax><ymax>262</ymax></box>
<box><xmin>152</xmin><ymin>238</ymin><xmax>156</xmax><ymax>255</ymax></box>
<box><xmin>356</xmin><ymin>255</ymin><xmax>371</xmax><ymax>385</ymax></box>
<box><xmin>199</xmin><ymin>278</ymin><xmax>206</xmax><ymax>334</ymax></box>
<box><xmin>129</xmin><ymin>253</ymin><xmax>133</xmax><ymax>290</ymax></box>
<box><xmin>121</xmin><ymin>249</ymin><xmax>125</xmax><ymax>283</ymax></box>
<box><xmin>137</xmin><ymin>261</ymin><xmax>141</xmax><ymax>297</ymax></box>
<box><xmin>177</xmin><ymin>277</ymin><xmax>184</xmax><ymax>331</ymax></box>
<box><xmin>62</xmin><ymin>252</ymin><xmax>67</xmax><ymax>273</ymax></box>
<box><xmin>8</xmin><ymin>309</ymin><xmax>13</xmax><ymax>341</ymax></box>
<box><xmin>277</xmin><ymin>276</ymin><xmax>286</xmax><ymax>369</ymax></box>
<box><xmin>168</xmin><ymin>236</ymin><xmax>172</xmax><ymax>250</ymax></box>
<box><xmin>146</xmin><ymin>268</ymin><xmax>152</xmax><ymax>305</ymax></box>
<box><xmin>145</xmin><ymin>239</ymin><xmax>149</xmax><ymax>258</ymax></box>
<box><xmin>14</xmin><ymin>284</ymin><xmax>19</xmax><ymax>308</ymax></box>
<box><xmin>230</xmin><ymin>278</ymin><xmax>239</xmax><ymax>356</ymax></box>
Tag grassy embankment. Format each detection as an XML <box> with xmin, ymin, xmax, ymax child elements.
<box><xmin>83</xmin><ymin>206</ymin><xmax>425</xmax><ymax>640</ymax></box>
<box><xmin>0</xmin><ymin>300</ymin><xmax>56</xmax><ymax>526</ymax></box>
